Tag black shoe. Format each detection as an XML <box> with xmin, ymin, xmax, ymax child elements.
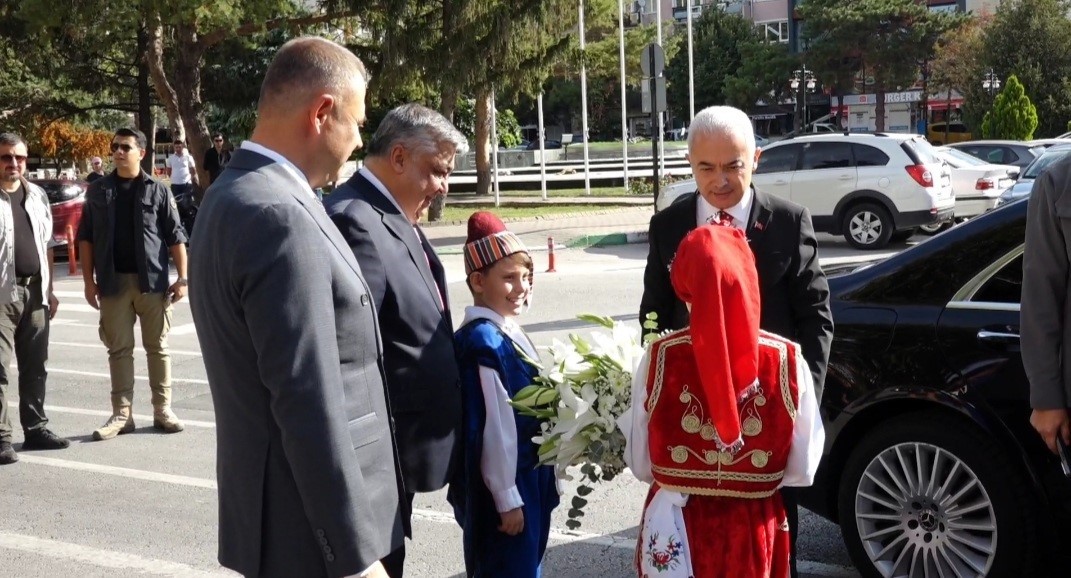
<box><xmin>0</xmin><ymin>442</ymin><xmax>17</xmax><ymax>464</ymax></box>
<box><xmin>22</xmin><ymin>428</ymin><xmax>70</xmax><ymax>450</ymax></box>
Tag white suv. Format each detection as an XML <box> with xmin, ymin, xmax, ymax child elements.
<box><xmin>658</xmin><ymin>133</ymin><xmax>956</xmax><ymax>250</ymax></box>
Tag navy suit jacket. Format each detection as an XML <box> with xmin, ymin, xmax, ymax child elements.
<box><xmin>639</xmin><ymin>189</ymin><xmax>834</xmax><ymax>399</ymax></box>
<box><xmin>326</xmin><ymin>172</ymin><xmax>462</xmax><ymax>494</ymax></box>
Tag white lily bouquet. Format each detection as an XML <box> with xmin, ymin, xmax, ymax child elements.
<box><xmin>511</xmin><ymin>314</ymin><xmax>656</xmax><ymax>529</ymax></box>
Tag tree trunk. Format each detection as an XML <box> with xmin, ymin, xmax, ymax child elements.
<box><xmin>174</xmin><ymin>23</ymin><xmax>212</xmax><ymax>190</ymax></box>
<box><xmin>427</xmin><ymin>85</ymin><xmax>461</xmax><ymax>222</ymax></box>
<box><xmin>474</xmin><ymin>88</ymin><xmax>492</xmax><ymax>197</ymax></box>
<box><xmin>874</xmin><ymin>85</ymin><xmax>886</xmax><ymax>132</ymax></box>
<box><xmin>136</xmin><ymin>25</ymin><xmax>156</xmax><ymax>176</ymax></box>
<box><xmin>145</xmin><ymin>18</ymin><xmax>184</xmax><ymax>147</ymax></box>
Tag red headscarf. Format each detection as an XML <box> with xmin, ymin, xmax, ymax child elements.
<box><xmin>669</xmin><ymin>224</ymin><xmax>761</xmax><ymax>451</ymax></box>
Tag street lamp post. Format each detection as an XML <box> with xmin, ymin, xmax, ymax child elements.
<box><xmin>791</xmin><ymin>66</ymin><xmax>816</xmax><ymax>133</ymax></box>
<box><xmin>982</xmin><ymin>69</ymin><xmax>1001</xmax><ymax>97</ymax></box>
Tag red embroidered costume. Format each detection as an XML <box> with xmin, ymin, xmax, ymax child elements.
<box><xmin>619</xmin><ymin>225</ymin><xmax>824</xmax><ymax>578</ymax></box>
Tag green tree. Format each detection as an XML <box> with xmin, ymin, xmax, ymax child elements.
<box><xmin>454</xmin><ymin>97</ymin><xmax>522</xmax><ymax>147</ymax></box>
<box><xmin>663</xmin><ymin>8</ymin><xmax>762</xmax><ymax>122</ymax></box>
<box><xmin>981</xmin><ymin>75</ymin><xmax>1038</xmax><ymax>139</ymax></box>
<box><xmin>928</xmin><ymin>17</ymin><xmax>988</xmax><ymax>137</ymax></box>
<box><xmin>799</xmin><ymin>0</ymin><xmax>964</xmax><ymax>131</ymax></box>
<box><xmin>982</xmin><ymin>0</ymin><xmax>1071</xmax><ymax>136</ymax></box>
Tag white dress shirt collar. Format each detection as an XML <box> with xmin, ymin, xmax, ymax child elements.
<box><xmin>462</xmin><ymin>305</ymin><xmax>538</xmax><ymax>360</ymax></box>
<box><xmin>695</xmin><ymin>186</ymin><xmax>754</xmax><ymax>230</ymax></box>
<box><xmin>240</xmin><ymin>141</ymin><xmax>316</xmax><ymax>200</ymax></box>
<box><xmin>359</xmin><ymin>166</ymin><xmax>409</xmax><ymax>219</ymax></box>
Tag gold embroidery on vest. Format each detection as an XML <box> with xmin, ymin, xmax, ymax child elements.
<box><xmin>759</xmin><ymin>334</ymin><xmax>796</xmax><ymax>420</ymax></box>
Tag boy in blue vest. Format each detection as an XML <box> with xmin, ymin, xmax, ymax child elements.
<box><xmin>450</xmin><ymin>211</ymin><xmax>559</xmax><ymax>578</ymax></box>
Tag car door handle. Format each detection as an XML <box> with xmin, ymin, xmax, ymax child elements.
<box><xmin>977</xmin><ymin>329</ymin><xmax>1021</xmax><ymax>351</ymax></box>
<box><xmin>839</xmin><ymin>175</ymin><xmax>853</xmax><ymax>180</ymax></box>
<box><xmin>773</xmin><ymin>179</ymin><xmax>788</xmax><ymax>185</ymax></box>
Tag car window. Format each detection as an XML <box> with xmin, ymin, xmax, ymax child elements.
<box><xmin>941</xmin><ymin>148</ymin><xmax>987</xmax><ymax>166</ymax></box>
<box><xmin>801</xmin><ymin>142</ymin><xmax>851</xmax><ymax>170</ymax></box>
<box><xmin>755</xmin><ymin>144</ymin><xmax>799</xmax><ymax>174</ymax></box>
<box><xmin>1023</xmin><ymin>148</ymin><xmax>1071</xmax><ymax>179</ymax></box>
<box><xmin>972</xmin><ymin>254</ymin><xmax>1023</xmax><ymax>304</ymax></box>
<box><xmin>852</xmin><ymin>144</ymin><xmax>890</xmax><ymax>167</ymax></box>
<box><xmin>901</xmin><ymin>137</ymin><xmax>943</xmax><ymax>165</ymax></box>
<box><xmin>949</xmin><ymin>123</ymin><xmax>968</xmax><ymax>133</ymax></box>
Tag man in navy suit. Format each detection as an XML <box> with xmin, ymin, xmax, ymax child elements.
<box><xmin>325</xmin><ymin>103</ymin><xmax>469</xmax><ymax>578</ymax></box>
<box><xmin>639</xmin><ymin>105</ymin><xmax>834</xmax><ymax>578</ymax></box>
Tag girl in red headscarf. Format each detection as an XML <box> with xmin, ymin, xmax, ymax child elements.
<box><xmin>618</xmin><ymin>224</ymin><xmax>824</xmax><ymax>578</ymax></box>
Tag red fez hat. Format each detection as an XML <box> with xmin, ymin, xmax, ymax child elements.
<box><xmin>464</xmin><ymin>211</ymin><xmax>529</xmax><ymax>275</ymax></box>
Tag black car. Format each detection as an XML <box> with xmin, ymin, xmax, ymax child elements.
<box><xmin>800</xmin><ymin>199</ymin><xmax>1071</xmax><ymax>577</ymax></box>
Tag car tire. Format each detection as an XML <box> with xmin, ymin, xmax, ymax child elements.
<box><xmin>837</xmin><ymin>412</ymin><xmax>1040</xmax><ymax>578</ymax></box>
<box><xmin>842</xmin><ymin>203</ymin><xmax>893</xmax><ymax>250</ymax></box>
<box><xmin>919</xmin><ymin>221</ymin><xmax>952</xmax><ymax>236</ymax></box>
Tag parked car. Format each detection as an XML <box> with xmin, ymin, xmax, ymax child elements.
<box><xmin>524</xmin><ymin>139</ymin><xmax>562</xmax><ymax>150</ymax></box>
<box><xmin>997</xmin><ymin>144</ymin><xmax>1071</xmax><ymax>206</ymax></box>
<box><xmin>799</xmin><ymin>199</ymin><xmax>1071</xmax><ymax>577</ymax></box>
<box><xmin>927</xmin><ymin>121</ymin><xmax>973</xmax><ymax>145</ymax></box>
<box><xmin>923</xmin><ymin>146</ymin><xmax>1018</xmax><ymax>234</ymax></box>
<box><xmin>30</xmin><ymin>178</ymin><xmax>86</xmax><ymax>247</ymax></box>
<box><xmin>754</xmin><ymin>133</ymin><xmax>770</xmax><ymax>148</ymax></box>
<box><xmin>947</xmin><ymin>139</ymin><xmax>1045</xmax><ymax>169</ymax></box>
<box><xmin>656</xmin><ymin>133</ymin><xmax>955</xmax><ymax>250</ymax></box>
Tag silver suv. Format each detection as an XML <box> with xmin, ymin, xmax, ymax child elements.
<box><xmin>659</xmin><ymin>133</ymin><xmax>956</xmax><ymax>250</ymax></box>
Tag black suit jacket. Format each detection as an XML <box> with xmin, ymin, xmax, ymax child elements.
<box><xmin>326</xmin><ymin>172</ymin><xmax>462</xmax><ymax>494</ymax></box>
<box><xmin>639</xmin><ymin>189</ymin><xmax>834</xmax><ymax>398</ymax></box>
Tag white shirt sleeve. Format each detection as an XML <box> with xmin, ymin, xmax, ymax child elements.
<box><xmin>478</xmin><ymin>365</ymin><xmax>524</xmax><ymax>512</ymax></box>
<box><xmin>187</xmin><ymin>155</ymin><xmax>196</xmax><ymax>170</ymax></box>
<box><xmin>619</xmin><ymin>350</ymin><xmax>654</xmax><ymax>483</ymax></box>
<box><xmin>780</xmin><ymin>348</ymin><xmax>826</xmax><ymax>487</ymax></box>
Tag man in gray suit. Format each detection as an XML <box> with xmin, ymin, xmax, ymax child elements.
<box><xmin>190</xmin><ymin>37</ymin><xmax>402</xmax><ymax>578</ymax></box>
<box><xmin>1023</xmin><ymin>155</ymin><xmax>1071</xmax><ymax>455</ymax></box>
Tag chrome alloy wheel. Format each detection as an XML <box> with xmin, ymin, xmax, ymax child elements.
<box><xmin>849</xmin><ymin>210</ymin><xmax>886</xmax><ymax>245</ymax></box>
<box><xmin>854</xmin><ymin>442</ymin><xmax>997</xmax><ymax>577</ymax></box>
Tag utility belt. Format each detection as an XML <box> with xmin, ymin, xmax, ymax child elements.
<box><xmin>15</xmin><ymin>274</ymin><xmax>41</xmax><ymax>287</ymax></box>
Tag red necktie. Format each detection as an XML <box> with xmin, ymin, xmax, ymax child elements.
<box><xmin>711</xmin><ymin>210</ymin><xmax>734</xmax><ymax>228</ymax></box>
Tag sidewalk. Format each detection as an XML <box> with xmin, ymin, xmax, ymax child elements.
<box><xmin>446</xmin><ymin>195</ymin><xmax>652</xmax><ymax>206</ymax></box>
<box><xmin>424</xmin><ymin>204</ymin><xmax>655</xmax><ymax>254</ymax></box>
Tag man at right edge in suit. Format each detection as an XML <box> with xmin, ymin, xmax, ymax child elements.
<box><xmin>190</xmin><ymin>37</ymin><xmax>401</xmax><ymax>578</ymax></box>
<box><xmin>1022</xmin><ymin>155</ymin><xmax>1071</xmax><ymax>458</ymax></box>
<box><xmin>639</xmin><ymin>105</ymin><xmax>833</xmax><ymax>578</ymax></box>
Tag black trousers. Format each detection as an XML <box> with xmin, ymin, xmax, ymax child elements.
<box><xmin>0</xmin><ymin>281</ymin><xmax>51</xmax><ymax>443</ymax></box>
<box><xmin>782</xmin><ymin>486</ymin><xmax>801</xmax><ymax>578</ymax></box>
<box><xmin>381</xmin><ymin>492</ymin><xmax>415</xmax><ymax>578</ymax></box>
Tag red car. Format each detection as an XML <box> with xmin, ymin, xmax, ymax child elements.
<box><xmin>30</xmin><ymin>179</ymin><xmax>86</xmax><ymax>247</ymax></box>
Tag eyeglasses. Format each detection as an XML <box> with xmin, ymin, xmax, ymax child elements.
<box><xmin>0</xmin><ymin>154</ymin><xmax>27</xmax><ymax>164</ymax></box>
<box><xmin>110</xmin><ymin>143</ymin><xmax>136</xmax><ymax>153</ymax></box>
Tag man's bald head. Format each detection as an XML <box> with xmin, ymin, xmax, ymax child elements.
<box><xmin>258</xmin><ymin>36</ymin><xmax>368</xmax><ymax>116</ymax></box>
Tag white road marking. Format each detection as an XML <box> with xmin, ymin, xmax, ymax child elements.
<box><xmin>19</xmin><ymin>455</ymin><xmax>217</xmax><ymax>488</ymax></box>
<box><xmin>169</xmin><ymin>323</ymin><xmax>198</xmax><ymax>336</ymax></box>
<box><xmin>0</xmin><ymin>531</ymin><xmax>234</xmax><ymax>577</ymax></box>
<box><xmin>18</xmin><ymin>456</ymin><xmax>859</xmax><ymax>577</ymax></box>
<box><xmin>6</xmin><ymin>402</ymin><xmax>216</xmax><ymax>429</ymax></box>
<box><xmin>41</xmin><ymin>367</ymin><xmax>209</xmax><ymax>385</ymax></box>
<box><xmin>49</xmin><ymin>340</ymin><xmax>203</xmax><ymax>357</ymax></box>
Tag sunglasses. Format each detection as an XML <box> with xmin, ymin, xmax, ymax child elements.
<box><xmin>0</xmin><ymin>154</ymin><xmax>27</xmax><ymax>164</ymax></box>
<box><xmin>110</xmin><ymin>143</ymin><xmax>136</xmax><ymax>153</ymax></box>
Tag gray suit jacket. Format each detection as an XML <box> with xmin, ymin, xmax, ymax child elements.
<box><xmin>190</xmin><ymin>149</ymin><xmax>403</xmax><ymax>578</ymax></box>
<box><xmin>1022</xmin><ymin>154</ymin><xmax>1071</xmax><ymax>410</ymax></box>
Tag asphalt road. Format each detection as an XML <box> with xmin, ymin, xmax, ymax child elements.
<box><xmin>0</xmin><ymin>232</ymin><xmax>900</xmax><ymax>577</ymax></box>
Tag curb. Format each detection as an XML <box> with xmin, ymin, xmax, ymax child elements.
<box><xmin>565</xmin><ymin>231</ymin><xmax>649</xmax><ymax>249</ymax></box>
<box><xmin>421</xmin><ymin>205</ymin><xmax>650</xmax><ymax>228</ymax></box>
